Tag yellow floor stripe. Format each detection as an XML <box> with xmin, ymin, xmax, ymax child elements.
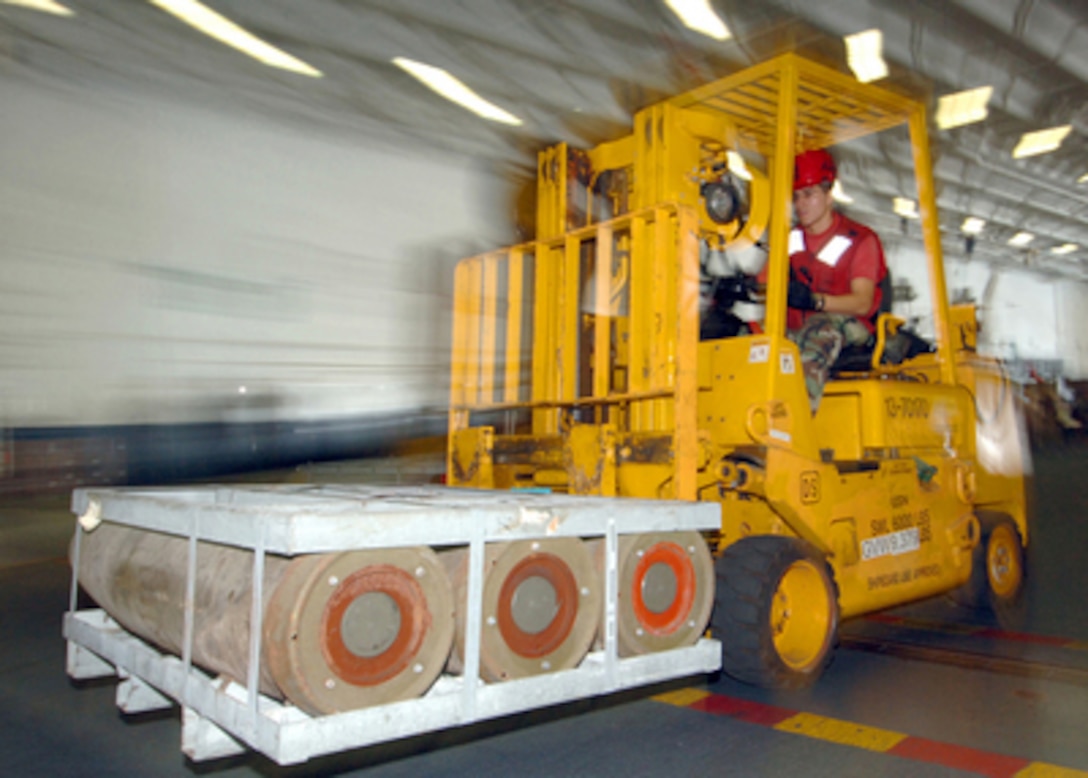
<box><xmin>1016</xmin><ymin>763</ymin><xmax>1088</xmax><ymax>777</ymax></box>
<box><xmin>774</xmin><ymin>711</ymin><xmax>908</xmax><ymax>752</ymax></box>
<box><xmin>652</xmin><ymin>688</ymin><xmax>711</xmax><ymax>707</ymax></box>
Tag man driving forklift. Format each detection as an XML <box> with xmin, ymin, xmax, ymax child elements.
<box><xmin>786</xmin><ymin>149</ymin><xmax>888</xmax><ymax>412</ymax></box>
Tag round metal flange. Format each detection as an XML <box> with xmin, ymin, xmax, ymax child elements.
<box><xmin>496</xmin><ymin>551</ymin><xmax>577</xmax><ymax>658</ymax></box>
<box><xmin>263</xmin><ymin>547</ymin><xmax>454</xmax><ymax>715</ymax></box>
<box><xmin>444</xmin><ymin>539</ymin><xmax>602</xmax><ymax>682</ymax></box>
<box><xmin>598</xmin><ymin>531</ymin><xmax>714</xmax><ymax>656</ymax></box>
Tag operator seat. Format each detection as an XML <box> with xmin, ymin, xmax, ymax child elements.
<box><xmin>828</xmin><ymin>271</ymin><xmax>932</xmax><ymax>374</ymax></box>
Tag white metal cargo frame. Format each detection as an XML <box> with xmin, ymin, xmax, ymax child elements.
<box><xmin>63</xmin><ymin>484</ymin><xmax>722</xmax><ymax>765</ymax></box>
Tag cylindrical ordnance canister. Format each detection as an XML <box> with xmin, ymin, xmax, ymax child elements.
<box><xmin>73</xmin><ymin>522</ymin><xmax>454</xmax><ymax>715</ymax></box>
<box><xmin>441</xmin><ymin>537</ymin><xmax>602</xmax><ymax>681</ymax></box>
<box><xmin>590</xmin><ymin>530</ymin><xmax>714</xmax><ymax>656</ymax></box>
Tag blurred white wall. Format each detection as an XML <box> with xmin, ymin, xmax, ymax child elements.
<box><xmin>4</xmin><ymin>74</ymin><xmax>1086</xmax><ymax>432</ymax></box>
<box><xmin>1055</xmin><ymin>281</ymin><xmax>1088</xmax><ymax>379</ymax></box>
<box><xmin>884</xmin><ymin>241</ymin><xmax>1088</xmax><ymax>378</ymax></box>
<box><xmin>1</xmin><ymin>76</ymin><xmax>515</xmax><ymax>427</ymax></box>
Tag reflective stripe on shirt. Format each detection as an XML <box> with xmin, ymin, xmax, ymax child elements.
<box><xmin>789</xmin><ymin>228</ymin><xmax>854</xmax><ymax>267</ymax></box>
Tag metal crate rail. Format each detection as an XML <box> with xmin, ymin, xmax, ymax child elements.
<box><xmin>66</xmin><ymin>610</ymin><xmax>720</xmax><ymax>765</ymax></box>
<box><xmin>69</xmin><ymin>483</ymin><xmax>715</xmax><ymax>552</ymax></box>
<box><xmin>65</xmin><ymin>484</ymin><xmax>721</xmax><ymax>765</ymax></box>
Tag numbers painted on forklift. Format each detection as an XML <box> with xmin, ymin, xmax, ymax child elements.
<box><xmin>916</xmin><ymin>508</ymin><xmax>932</xmax><ymax>543</ymax></box>
<box><xmin>871</xmin><ymin>509</ymin><xmax>931</xmax><ymax>545</ymax></box>
<box><xmin>800</xmin><ymin>471</ymin><xmax>821</xmax><ymax>504</ymax></box>
<box><xmin>860</xmin><ymin>527</ymin><xmax>920</xmax><ymax>561</ymax></box>
<box><xmin>884</xmin><ymin>397</ymin><xmax>930</xmax><ymax>419</ymax></box>
<box><xmin>748</xmin><ymin>343</ymin><xmax>770</xmax><ymax>363</ymax></box>
<box><xmin>891</xmin><ymin>511</ymin><xmax>914</xmax><ymax>530</ymax></box>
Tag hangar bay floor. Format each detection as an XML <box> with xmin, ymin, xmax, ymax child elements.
<box><xmin>2</xmin><ymin>443</ymin><xmax>1087</xmax><ymax>777</ymax></box>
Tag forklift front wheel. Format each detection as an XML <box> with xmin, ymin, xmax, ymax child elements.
<box><xmin>713</xmin><ymin>536</ymin><xmax>839</xmax><ymax>689</ymax></box>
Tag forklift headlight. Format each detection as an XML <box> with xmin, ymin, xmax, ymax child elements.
<box><xmin>701</xmin><ymin>180</ymin><xmax>741</xmax><ymax>224</ymax></box>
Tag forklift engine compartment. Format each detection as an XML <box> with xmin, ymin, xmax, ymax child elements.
<box><xmin>447</xmin><ymin>52</ymin><xmax>1030</xmax><ymax>689</ymax></box>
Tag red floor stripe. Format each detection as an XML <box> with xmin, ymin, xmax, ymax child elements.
<box><xmin>688</xmin><ymin>693</ymin><xmax>795</xmax><ymax>726</ymax></box>
<box><xmin>864</xmin><ymin>613</ymin><xmax>1079</xmax><ymax>649</ymax></box>
<box><xmin>974</xmin><ymin>627</ymin><xmax>1074</xmax><ymax>647</ymax></box>
<box><xmin>865</xmin><ymin>613</ymin><xmax>909</xmax><ymax>625</ymax></box>
<box><xmin>888</xmin><ymin>736</ymin><xmax>1032</xmax><ymax>777</ymax></box>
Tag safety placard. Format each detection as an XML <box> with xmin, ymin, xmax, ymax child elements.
<box><xmin>748</xmin><ymin>343</ymin><xmax>770</xmax><ymax>363</ymax></box>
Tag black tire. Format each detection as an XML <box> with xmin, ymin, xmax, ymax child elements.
<box><xmin>950</xmin><ymin>513</ymin><xmax>1026</xmax><ymax>622</ymax></box>
<box><xmin>712</xmin><ymin>536</ymin><xmax>839</xmax><ymax>689</ymax></box>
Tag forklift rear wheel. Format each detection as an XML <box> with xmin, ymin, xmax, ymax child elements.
<box><xmin>712</xmin><ymin>536</ymin><xmax>839</xmax><ymax>689</ymax></box>
<box><xmin>951</xmin><ymin>513</ymin><xmax>1025</xmax><ymax>614</ymax></box>
<box><xmin>985</xmin><ymin>522</ymin><xmax>1025</xmax><ymax>602</ymax></box>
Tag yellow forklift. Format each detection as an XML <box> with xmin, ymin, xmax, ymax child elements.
<box><xmin>447</xmin><ymin>53</ymin><xmax>1029</xmax><ymax>688</ymax></box>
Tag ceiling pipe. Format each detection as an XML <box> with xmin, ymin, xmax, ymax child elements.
<box><xmin>958</xmin><ymin>0</ymin><xmax>1088</xmax><ymax>85</ymax></box>
<box><xmin>839</xmin><ymin>146</ymin><xmax>1087</xmax><ymax>238</ymax></box>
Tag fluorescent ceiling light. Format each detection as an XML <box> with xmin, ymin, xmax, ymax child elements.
<box><xmin>893</xmin><ymin>197</ymin><xmax>918</xmax><ymax>219</ymax></box>
<box><xmin>393</xmin><ymin>58</ymin><xmax>522</xmax><ymax>126</ymax></box>
<box><xmin>844</xmin><ymin>29</ymin><xmax>888</xmax><ymax>83</ymax></box>
<box><xmin>150</xmin><ymin>0</ymin><xmax>322</xmax><ymax>77</ymax></box>
<box><xmin>1008</xmin><ymin>232</ymin><xmax>1034</xmax><ymax>247</ymax></box>
<box><xmin>1012</xmin><ymin>125</ymin><xmax>1072</xmax><ymax>159</ymax></box>
<box><xmin>961</xmin><ymin>217</ymin><xmax>985</xmax><ymax>235</ymax></box>
<box><xmin>1078</xmin><ymin>173</ymin><xmax>1088</xmax><ymax>184</ymax></box>
<box><xmin>1</xmin><ymin>0</ymin><xmax>73</xmax><ymax>15</ymax></box>
<box><xmin>664</xmin><ymin>0</ymin><xmax>732</xmax><ymax>41</ymax></box>
<box><xmin>831</xmin><ymin>180</ymin><xmax>853</xmax><ymax>204</ymax></box>
<box><xmin>726</xmin><ymin>151</ymin><xmax>751</xmax><ymax>181</ymax></box>
<box><xmin>936</xmin><ymin>86</ymin><xmax>993</xmax><ymax>130</ymax></box>
<box><xmin>1051</xmin><ymin>243</ymin><xmax>1078</xmax><ymax>256</ymax></box>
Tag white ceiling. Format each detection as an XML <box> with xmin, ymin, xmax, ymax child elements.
<box><xmin>2</xmin><ymin>0</ymin><xmax>1086</xmax><ymax>280</ymax></box>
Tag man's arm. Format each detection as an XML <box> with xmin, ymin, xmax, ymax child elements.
<box><xmin>818</xmin><ymin>276</ymin><xmax>875</xmax><ymax>316</ymax></box>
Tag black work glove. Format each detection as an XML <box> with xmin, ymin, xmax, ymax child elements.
<box><xmin>714</xmin><ymin>274</ymin><xmax>757</xmax><ymax>305</ymax></box>
<box><xmin>787</xmin><ymin>279</ymin><xmax>817</xmax><ymax>310</ymax></box>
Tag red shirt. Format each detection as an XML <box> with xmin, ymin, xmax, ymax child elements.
<box><xmin>788</xmin><ymin>212</ymin><xmax>886</xmax><ymax>332</ymax></box>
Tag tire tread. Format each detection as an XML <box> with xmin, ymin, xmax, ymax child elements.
<box><xmin>711</xmin><ymin>536</ymin><xmax>839</xmax><ymax>689</ymax></box>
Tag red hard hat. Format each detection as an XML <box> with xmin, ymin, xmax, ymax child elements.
<box><xmin>794</xmin><ymin>149</ymin><xmax>837</xmax><ymax>191</ymax></box>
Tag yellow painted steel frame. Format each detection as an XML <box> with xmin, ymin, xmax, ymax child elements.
<box><xmin>448</xmin><ymin>53</ymin><xmax>1028</xmax><ymax>623</ymax></box>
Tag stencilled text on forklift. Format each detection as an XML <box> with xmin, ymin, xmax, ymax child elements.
<box><xmin>861</xmin><ymin>527</ymin><xmax>920</xmax><ymax>561</ymax></box>
<box><xmin>866</xmin><ymin>563</ymin><xmax>942</xmax><ymax>590</ymax></box>
<box><xmin>884</xmin><ymin>397</ymin><xmax>931</xmax><ymax>419</ymax></box>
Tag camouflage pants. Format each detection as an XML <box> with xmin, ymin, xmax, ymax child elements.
<box><xmin>789</xmin><ymin>314</ymin><xmax>871</xmax><ymax>413</ymax></box>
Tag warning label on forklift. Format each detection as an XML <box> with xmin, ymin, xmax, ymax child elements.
<box><xmin>860</xmin><ymin>527</ymin><xmax>920</xmax><ymax>561</ymax></box>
